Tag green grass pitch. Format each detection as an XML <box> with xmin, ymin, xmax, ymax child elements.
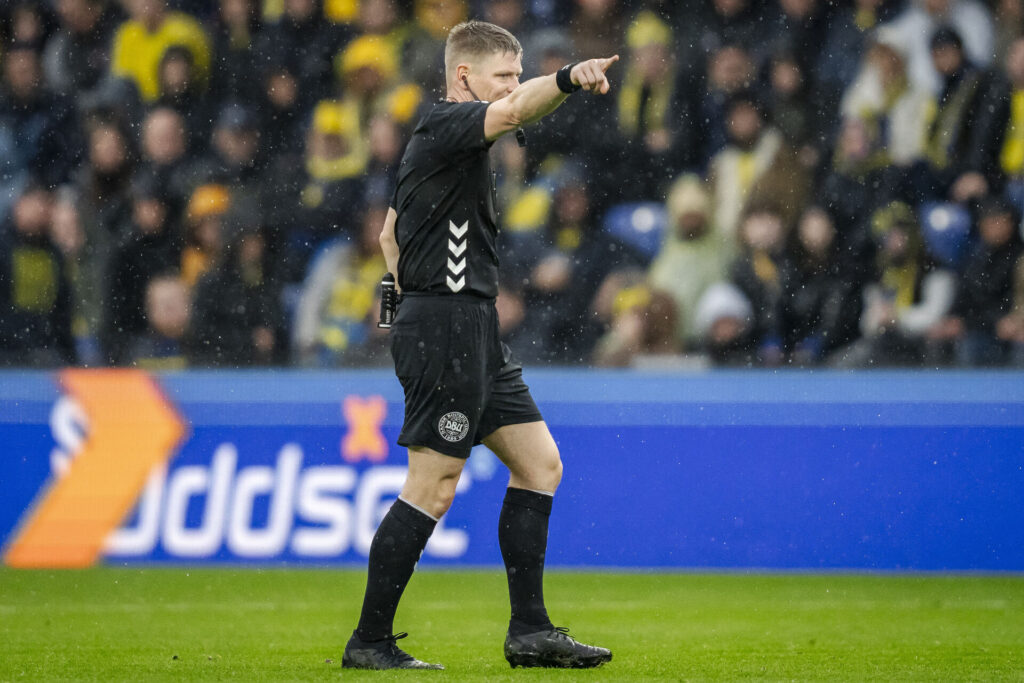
<box><xmin>1</xmin><ymin>568</ymin><xmax>1022</xmax><ymax>681</ymax></box>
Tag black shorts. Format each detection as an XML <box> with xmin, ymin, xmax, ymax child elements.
<box><xmin>391</xmin><ymin>293</ymin><xmax>543</xmax><ymax>458</ymax></box>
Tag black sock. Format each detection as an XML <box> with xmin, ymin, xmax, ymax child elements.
<box><xmin>355</xmin><ymin>498</ymin><xmax>437</xmax><ymax>642</ymax></box>
<box><xmin>499</xmin><ymin>487</ymin><xmax>554</xmax><ymax>634</ymax></box>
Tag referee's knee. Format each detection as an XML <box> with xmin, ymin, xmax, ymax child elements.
<box><xmin>537</xmin><ymin>445</ymin><xmax>563</xmax><ymax>492</ymax></box>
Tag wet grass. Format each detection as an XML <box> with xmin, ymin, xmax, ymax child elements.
<box><xmin>1</xmin><ymin>568</ymin><xmax>1022</xmax><ymax>681</ymax></box>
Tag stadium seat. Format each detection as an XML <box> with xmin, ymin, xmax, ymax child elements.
<box><xmin>918</xmin><ymin>201</ymin><xmax>972</xmax><ymax>269</ymax></box>
<box><xmin>602</xmin><ymin>202</ymin><xmax>667</xmax><ymax>261</ymax></box>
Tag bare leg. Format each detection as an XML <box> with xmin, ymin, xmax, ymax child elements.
<box><xmin>483</xmin><ymin>421</ymin><xmax>562</xmax><ymax>493</ymax></box>
<box><xmin>401</xmin><ymin>446</ymin><xmax>467</xmax><ymax>518</ymax></box>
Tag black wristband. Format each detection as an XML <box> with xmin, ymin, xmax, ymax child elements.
<box><xmin>556</xmin><ymin>63</ymin><xmax>581</xmax><ymax>94</ymax></box>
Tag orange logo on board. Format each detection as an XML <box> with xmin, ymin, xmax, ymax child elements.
<box><xmin>340</xmin><ymin>395</ymin><xmax>388</xmax><ymax>463</ymax></box>
<box><xmin>3</xmin><ymin>370</ymin><xmax>186</xmax><ymax>568</ymax></box>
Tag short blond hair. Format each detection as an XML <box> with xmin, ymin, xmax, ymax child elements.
<box><xmin>444</xmin><ymin>20</ymin><xmax>521</xmax><ymax>82</ymax></box>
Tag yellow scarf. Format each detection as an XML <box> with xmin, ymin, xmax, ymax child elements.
<box><xmin>617</xmin><ymin>65</ymin><xmax>674</xmax><ymax>137</ymax></box>
<box><xmin>1001</xmin><ymin>90</ymin><xmax>1024</xmax><ymax>175</ymax></box>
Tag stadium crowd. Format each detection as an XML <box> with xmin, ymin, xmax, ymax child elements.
<box><xmin>1</xmin><ymin>0</ymin><xmax>1023</xmax><ymax>369</ymax></box>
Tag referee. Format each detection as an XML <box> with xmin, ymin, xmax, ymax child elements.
<box><xmin>342</xmin><ymin>20</ymin><xmax>617</xmax><ymax>670</ymax></box>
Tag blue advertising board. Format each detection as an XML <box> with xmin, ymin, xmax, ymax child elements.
<box><xmin>1</xmin><ymin>369</ymin><xmax>1022</xmax><ymax>570</ymax></box>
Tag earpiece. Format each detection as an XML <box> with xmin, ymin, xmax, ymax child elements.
<box><xmin>460</xmin><ymin>74</ymin><xmax>480</xmax><ymax>102</ymax></box>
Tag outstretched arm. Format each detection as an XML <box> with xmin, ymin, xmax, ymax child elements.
<box><xmin>484</xmin><ymin>56</ymin><xmax>619</xmax><ymax>141</ymax></box>
<box><xmin>379</xmin><ymin>207</ymin><xmax>400</xmax><ymax>291</ymax></box>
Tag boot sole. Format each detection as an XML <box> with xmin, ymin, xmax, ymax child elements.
<box><xmin>342</xmin><ymin>654</ymin><xmax>444</xmax><ymax>670</ymax></box>
<box><xmin>506</xmin><ymin>651</ymin><xmax>612</xmax><ymax>669</ymax></box>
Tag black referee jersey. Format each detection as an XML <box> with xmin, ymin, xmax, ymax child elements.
<box><xmin>392</xmin><ymin>100</ymin><xmax>501</xmax><ymax>299</ymax></box>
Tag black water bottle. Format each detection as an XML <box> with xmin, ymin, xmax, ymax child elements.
<box><xmin>378</xmin><ymin>273</ymin><xmax>397</xmax><ymax>329</ymax></box>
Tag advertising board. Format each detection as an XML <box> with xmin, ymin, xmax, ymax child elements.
<box><xmin>2</xmin><ymin>369</ymin><xmax>1022</xmax><ymax>570</ymax></box>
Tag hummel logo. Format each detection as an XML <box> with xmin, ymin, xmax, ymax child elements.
<box><xmin>447</xmin><ymin>220</ymin><xmax>467</xmax><ymax>292</ymax></box>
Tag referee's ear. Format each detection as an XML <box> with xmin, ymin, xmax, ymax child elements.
<box><xmin>455</xmin><ymin>64</ymin><xmax>472</xmax><ymax>92</ymax></box>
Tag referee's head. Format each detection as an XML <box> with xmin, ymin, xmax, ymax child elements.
<box><xmin>445</xmin><ymin>20</ymin><xmax>523</xmax><ymax>102</ymax></box>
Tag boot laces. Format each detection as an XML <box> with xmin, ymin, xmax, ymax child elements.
<box><xmin>381</xmin><ymin>633</ymin><xmax>414</xmax><ymax>662</ymax></box>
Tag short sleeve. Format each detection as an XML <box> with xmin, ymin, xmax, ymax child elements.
<box><xmin>424</xmin><ymin>101</ymin><xmax>491</xmax><ymax>158</ymax></box>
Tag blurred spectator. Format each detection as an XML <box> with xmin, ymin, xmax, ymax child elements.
<box><xmin>332</xmin><ymin>33</ymin><xmax>423</xmax><ymax>132</ymax></box>
<box><xmin>0</xmin><ymin>44</ymin><xmax>80</xmax><ymax>220</ymax></box>
<box><xmin>356</xmin><ymin>0</ymin><xmax>401</xmax><ymax>36</ymax></box>
<box><xmin>841</xmin><ymin>27</ymin><xmax>933</xmax><ymax>169</ymax></box>
<box><xmin>364</xmin><ymin>113</ymin><xmax>403</xmax><ymax>202</ymax></box>
<box><xmin>208</xmin><ymin>0</ymin><xmax>262</xmax><ymax>105</ymax></box>
<box><xmin>708</xmin><ymin>91</ymin><xmax>809</xmax><ymax>246</ymax></box>
<box><xmin>591</xmin><ymin>270</ymin><xmax>680</xmax><ymax>367</ymax></box>
<box><xmin>784</xmin><ymin>206</ymin><xmax>863</xmax><ymax>364</ymax></box>
<box><xmin>0</xmin><ymin>184</ymin><xmax>75</xmax><ymax>366</ymax></box>
<box><xmin>762</xmin><ymin>48</ymin><xmax>828</xmax><ymax>171</ymax></box>
<box><xmin>128</xmin><ymin>272</ymin><xmax>191</xmax><ymax>369</ymax></box>
<box><xmin>995</xmin><ymin>249</ymin><xmax>1024</xmax><ymax>364</ymax></box>
<box><xmin>693</xmin><ymin>43</ymin><xmax>756</xmax><ymax>165</ymax></box>
<box><xmin>155</xmin><ymin>45</ymin><xmax>213</xmax><ymax>153</ymax></box>
<box><xmin>258</xmin><ymin>59</ymin><xmax>306</xmax><ymax>164</ymax></box>
<box><xmin>102</xmin><ymin>170</ymin><xmax>180</xmax><ymax>364</ymax></box>
<box><xmin>679</xmin><ymin>0</ymin><xmax>763</xmax><ymax>67</ymax></box>
<box><xmin>991</xmin><ymin>38</ymin><xmax>1024</xmax><ymax>214</ymax></box>
<box><xmin>880</xmin><ymin>0</ymin><xmax>994</xmax><ymax>95</ymax></box>
<box><xmin>191</xmin><ymin>102</ymin><xmax>264</xmax><ymax>204</ymax></box>
<box><xmin>292</xmin><ymin>201</ymin><xmax>388</xmax><ymax>366</ymax></box>
<box><xmin>67</xmin><ymin>116</ymin><xmax>135</xmax><ymax>362</ymax></box>
<box><xmin>255</xmin><ymin>0</ymin><xmax>343</xmax><ymax>109</ymax></box>
<box><xmin>49</xmin><ymin>187</ymin><xmax>104</xmax><ymax>364</ymax></box>
<box><xmin>302</xmin><ymin>100</ymin><xmax>367</xmax><ymax>183</ymax></box>
<box><xmin>321</xmin><ymin>0</ymin><xmax>359</xmax><ymax>24</ymax></box>
<box><xmin>482</xmin><ymin>0</ymin><xmax>532</xmax><ymax>35</ymax></box>
<box><xmin>916</xmin><ymin>26</ymin><xmax>987</xmax><ymax>200</ymax></box>
<box><xmin>110</xmin><ymin>0</ymin><xmax>211</xmax><ymax>103</ymax></box>
<box><xmin>819</xmin><ymin>116</ymin><xmax>898</xmax><ymax>258</ymax></box>
<box><xmin>522</xmin><ymin>24</ymin><xmax>570</xmax><ymax>78</ymax></box>
<box><xmin>929</xmin><ymin>196</ymin><xmax>1023</xmax><ymax>364</ymax></box>
<box><xmin>568</xmin><ymin>0</ymin><xmax>625</xmax><ymax>62</ymax></box>
<box><xmin>647</xmin><ymin>174</ymin><xmax>731</xmax><ymax>350</ymax></box>
<box><xmin>817</xmin><ymin>0</ymin><xmax>891</xmax><ymax>96</ymax></box>
<box><xmin>761</xmin><ymin>0</ymin><xmax>828</xmax><ymax>74</ymax></box>
<box><xmin>993</xmin><ymin>0</ymin><xmax>1024</xmax><ymax>65</ymax></box>
<box><xmin>190</xmin><ymin>210</ymin><xmax>286</xmax><ymax>366</ymax></box>
<box><xmin>834</xmin><ymin>201</ymin><xmax>956</xmax><ymax>366</ymax></box>
<box><xmin>352</xmin><ymin>0</ymin><xmax>419</xmax><ymax>95</ymax></box>
<box><xmin>181</xmin><ymin>183</ymin><xmax>231</xmax><ymax>286</ymax></box>
<box><xmin>728</xmin><ymin>203</ymin><xmax>794</xmax><ymax>365</ymax></box>
<box><xmin>43</xmin><ymin>0</ymin><xmax>123</xmax><ymax>104</ymax></box>
<box><xmin>4</xmin><ymin>1</ymin><xmax>56</xmax><ymax>48</ymax></box>
<box><xmin>946</xmin><ymin>45</ymin><xmax>1007</xmax><ymax>204</ymax></box>
<box><xmin>693</xmin><ymin>280</ymin><xmax>756</xmax><ymax>366</ymax></box>
<box><xmin>138</xmin><ymin>106</ymin><xmax>194</xmax><ymax>207</ymax></box>
<box><xmin>606</xmin><ymin>11</ymin><xmax>687</xmax><ymax>201</ymax></box>
<box><xmin>74</xmin><ymin>113</ymin><xmax>136</xmax><ymax>240</ymax></box>
<box><xmin>274</xmin><ymin>100</ymin><xmax>367</xmax><ymax>279</ymax></box>
<box><xmin>403</xmin><ymin>0</ymin><xmax>468</xmax><ymax>94</ymax></box>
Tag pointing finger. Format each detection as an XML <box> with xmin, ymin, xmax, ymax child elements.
<box><xmin>600</xmin><ymin>55</ymin><xmax>620</xmax><ymax>72</ymax></box>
